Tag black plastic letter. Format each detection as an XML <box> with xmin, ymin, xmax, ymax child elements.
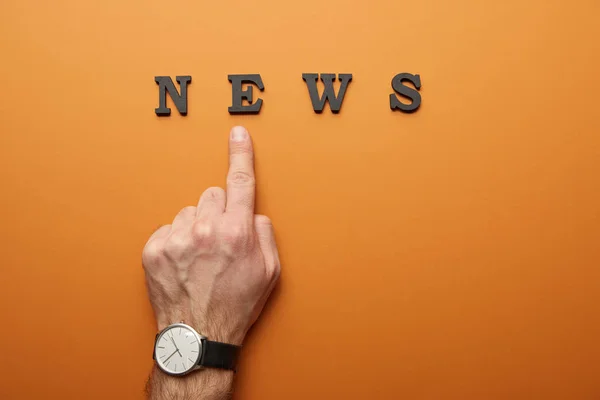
<box><xmin>389</xmin><ymin>73</ymin><xmax>421</xmax><ymax>113</ymax></box>
<box><xmin>154</xmin><ymin>76</ymin><xmax>192</xmax><ymax>116</ymax></box>
<box><xmin>228</xmin><ymin>74</ymin><xmax>264</xmax><ymax>114</ymax></box>
<box><xmin>302</xmin><ymin>73</ymin><xmax>352</xmax><ymax>114</ymax></box>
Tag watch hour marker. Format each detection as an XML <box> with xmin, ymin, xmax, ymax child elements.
<box><xmin>160</xmin><ymin>355</ymin><xmax>166</xmax><ymax>359</ymax></box>
<box><xmin>188</xmin><ymin>358</ymin><xmax>194</xmax><ymax>364</ymax></box>
<box><xmin>174</xmin><ymin>364</ymin><xmax>177</xmax><ymax>371</ymax></box>
<box><xmin>179</xmin><ymin>328</ymin><xmax>182</xmax><ymax>335</ymax></box>
<box><xmin>190</xmin><ymin>340</ymin><xmax>197</xmax><ymax>344</ymax></box>
<box><xmin>191</xmin><ymin>350</ymin><xmax>198</xmax><ymax>353</ymax></box>
<box><xmin>165</xmin><ymin>360</ymin><xmax>170</xmax><ymax>367</ymax></box>
<box><xmin>157</xmin><ymin>346</ymin><xmax>165</xmax><ymax>349</ymax></box>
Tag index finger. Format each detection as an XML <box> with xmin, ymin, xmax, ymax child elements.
<box><xmin>225</xmin><ymin>126</ymin><xmax>255</xmax><ymax>216</ymax></box>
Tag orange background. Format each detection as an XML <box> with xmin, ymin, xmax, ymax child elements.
<box><xmin>1</xmin><ymin>0</ymin><xmax>599</xmax><ymax>399</ymax></box>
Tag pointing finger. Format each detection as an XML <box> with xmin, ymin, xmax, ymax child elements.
<box><xmin>225</xmin><ymin>126</ymin><xmax>255</xmax><ymax>217</ymax></box>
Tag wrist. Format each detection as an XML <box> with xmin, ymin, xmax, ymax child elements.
<box><xmin>156</xmin><ymin>314</ymin><xmax>245</xmax><ymax>345</ymax></box>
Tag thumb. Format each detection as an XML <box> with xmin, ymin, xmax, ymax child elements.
<box><xmin>254</xmin><ymin>215</ymin><xmax>281</xmax><ymax>280</ymax></box>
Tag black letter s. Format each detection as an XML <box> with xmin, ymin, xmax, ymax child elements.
<box><xmin>389</xmin><ymin>73</ymin><xmax>421</xmax><ymax>113</ymax></box>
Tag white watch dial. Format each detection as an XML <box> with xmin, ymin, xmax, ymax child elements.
<box><xmin>155</xmin><ymin>324</ymin><xmax>202</xmax><ymax>375</ymax></box>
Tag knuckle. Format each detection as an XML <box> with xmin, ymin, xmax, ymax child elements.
<box><xmin>192</xmin><ymin>221</ymin><xmax>216</xmax><ymax>247</ymax></box>
<box><xmin>267</xmin><ymin>259</ymin><xmax>281</xmax><ymax>282</ymax></box>
<box><xmin>163</xmin><ymin>233</ymin><xmax>189</xmax><ymax>260</ymax></box>
<box><xmin>227</xmin><ymin>170</ymin><xmax>255</xmax><ymax>186</ymax></box>
<box><xmin>142</xmin><ymin>240</ymin><xmax>164</xmax><ymax>267</ymax></box>
<box><xmin>255</xmin><ymin>215</ymin><xmax>272</xmax><ymax>226</ymax></box>
<box><xmin>222</xmin><ymin>223</ymin><xmax>250</xmax><ymax>247</ymax></box>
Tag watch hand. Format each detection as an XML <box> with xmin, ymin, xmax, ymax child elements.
<box><xmin>163</xmin><ymin>349</ymin><xmax>179</xmax><ymax>363</ymax></box>
<box><xmin>170</xmin><ymin>334</ymin><xmax>183</xmax><ymax>357</ymax></box>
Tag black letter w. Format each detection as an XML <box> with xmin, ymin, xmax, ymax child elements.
<box><xmin>155</xmin><ymin>76</ymin><xmax>192</xmax><ymax>116</ymax></box>
<box><xmin>302</xmin><ymin>73</ymin><xmax>352</xmax><ymax>114</ymax></box>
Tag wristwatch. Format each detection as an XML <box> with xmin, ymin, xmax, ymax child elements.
<box><xmin>153</xmin><ymin>322</ymin><xmax>241</xmax><ymax>375</ymax></box>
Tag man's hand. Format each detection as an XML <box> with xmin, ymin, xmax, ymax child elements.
<box><xmin>142</xmin><ymin>126</ymin><xmax>280</xmax><ymax>399</ymax></box>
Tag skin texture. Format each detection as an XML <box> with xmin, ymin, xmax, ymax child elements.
<box><xmin>142</xmin><ymin>126</ymin><xmax>281</xmax><ymax>399</ymax></box>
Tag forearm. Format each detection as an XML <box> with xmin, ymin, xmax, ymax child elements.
<box><xmin>146</xmin><ymin>366</ymin><xmax>234</xmax><ymax>400</ymax></box>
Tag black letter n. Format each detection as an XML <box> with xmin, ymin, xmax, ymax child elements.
<box><xmin>155</xmin><ymin>76</ymin><xmax>192</xmax><ymax>116</ymax></box>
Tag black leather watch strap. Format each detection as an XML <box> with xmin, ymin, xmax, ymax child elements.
<box><xmin>199</xmin><ymin>339</ymin><xmax>241</xmax><ymax>372</ymax></box>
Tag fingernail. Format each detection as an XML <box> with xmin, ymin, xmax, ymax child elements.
<box><xmin>230</xmin><ymin>126</ymin><xmax>248</xmax><ymax>142</ymax></box>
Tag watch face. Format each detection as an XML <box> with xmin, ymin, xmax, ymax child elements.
<box><xmin>155</xmin><ymin>324</ymin><xmax>202</xmax><ymax>375</ymax></box>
